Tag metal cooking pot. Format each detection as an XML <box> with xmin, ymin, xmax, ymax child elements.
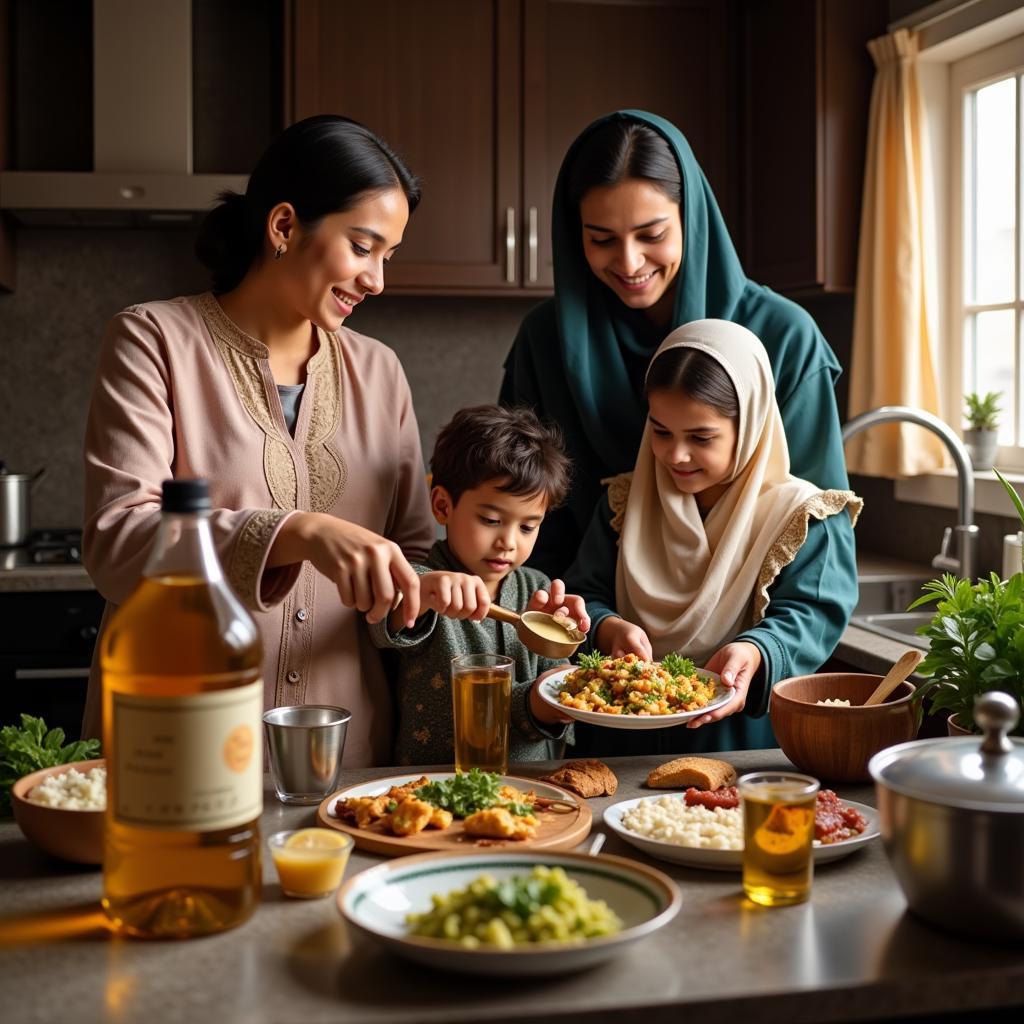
<box><xmin>0</xmin><ymin>462</ymin><xmax>47</xmax><ymax>547</ymax></box>
<box><xmin>869</xmin><ymin>691</ymin><xmax>1024</xmax><ymax>940</ymax></box>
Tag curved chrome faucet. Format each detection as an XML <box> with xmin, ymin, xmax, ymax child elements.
<box><xmin>842</xmin><ymin>405</ymin><xmax>979</xmax><ymax>581</ymax></box>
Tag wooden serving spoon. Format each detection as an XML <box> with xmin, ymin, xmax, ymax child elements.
<box><xmin>863</xmin><ymin>649</ymin><xmax>924</xmax><ymax>706</ymax></box>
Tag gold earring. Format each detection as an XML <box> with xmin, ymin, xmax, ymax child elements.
<box><xmin>274</xmin><ymin>244</ymin><xmax>285</xmax><ymax>260</ymax></box>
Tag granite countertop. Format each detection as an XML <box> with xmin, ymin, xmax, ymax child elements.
<box><xmin>2</xmin><ymin>750</ymin><xmax>1023</xmax><ymax>1024</ymax></box>
<box><xmin>0</xmin><ymin>564</ymin><xmax>94</xmax><ymax>592</ymax></box>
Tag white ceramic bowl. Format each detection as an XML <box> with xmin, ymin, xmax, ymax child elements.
<box><xmin>537</xmin><ymin>665</ymin><xmax>727</xmax><ymax>730</ymax></box>
<box><xmin>603</xmin><ymin>793</ymin><xmax>879</xmax><ymax>872</ymax></box>
<box><xmin>338</xmin><ymin>849</ymin><xmax>681</xmax><ymax>976</ymax></box>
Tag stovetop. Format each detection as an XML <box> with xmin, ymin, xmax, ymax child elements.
<box><xmin>0</xmin><ymin>529</ymin><xmax>82</xmax><ymax>570</ymax></box>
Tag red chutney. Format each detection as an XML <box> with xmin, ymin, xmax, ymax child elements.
<box><xmin>684</xmin><ymin>786</ymin><xmax>739</xmax><ymax>809</ymax></box>
<box><xmin>815</xmin><ymin>789</ymin><xmax>868</xmax><ymax>844</ymax></box>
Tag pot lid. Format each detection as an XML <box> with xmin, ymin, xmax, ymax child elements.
<box><xmin>869</xmin><ymin>691</ymin><xmax>1024</xmax><ymax>811</ymax></box>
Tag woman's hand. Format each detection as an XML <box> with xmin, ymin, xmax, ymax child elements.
<box><xmin>688</xmin><ymin>641</ymin><xmax>762</xmax><ymax>729</ymax></box>
<box><xmin>526</xmin><ymin>579</ymin><xmax>592</xmax><ymax>633</ymax></box>
<box><xmin>418</xmin><ymin>571</ymin><xmax>491</xmax><ymax>622</ymax></box>
<box><xmin>270</xmin><ymin>512</ymin><xmax>421</xmax><ymax>626</ymax></box>
<box><xmin>529</xmin><ymin>666</ymin><xmax>574</xmax><ymax>725</ymax></box>
<box><xmin>594</xmin><ymin>616</ymin><xmax>653</xmax><ymax>660</ymax></box>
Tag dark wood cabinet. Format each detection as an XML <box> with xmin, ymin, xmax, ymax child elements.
<box><xmin>290</xmin><ymin>0</ymin><xmax>737</xmax><ymax>294</ymax></box>
<box><xmin>292</xmin><ymin>0</ymin><xmax>522</xmax><ymax>291</ymax></box>
<box><xmin>522</xmin><ymin>0</ymin><xmax>737</xmax><ymax>288</ymax></box>
<box><xmin>741</xmin><ymin>0</ymin><xmax>887</xmax><ymax>294</ymax></box>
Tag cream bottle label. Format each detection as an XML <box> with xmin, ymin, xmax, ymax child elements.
<box><xmin>112</xmin><ymin>679</ymin><xmax>263</xmax><ymax>830</ymax></box>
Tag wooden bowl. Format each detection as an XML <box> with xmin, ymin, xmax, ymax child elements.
<box><xmin>770</xmin><ymin>674</ymin><xmax>919</xmax><ymax>783</ymax></box>
<box><xmin>10</xmin><ymin>759</ymin><xmax>105</xmax><ymax>865</ymax></box>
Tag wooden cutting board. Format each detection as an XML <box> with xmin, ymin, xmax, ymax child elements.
<box><xmin>316</xmin><ymin>772</ymin><xmax>593</xmax><ymax>858</ymax></box>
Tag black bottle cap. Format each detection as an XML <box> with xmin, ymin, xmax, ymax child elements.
<box><xmin>161</xmin><ymin>478</ymin><xmax>212</xmax><ymax>513</ymax></box>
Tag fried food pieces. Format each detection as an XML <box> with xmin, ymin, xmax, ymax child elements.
<box><xmin>463</xmin><ymin>806</ymin><xmax>539</xmax><ymax>841</ymax></box>
<box><xmin>334</xmin><ymin>776</ymin><xmax>450</xmax><ymax>836</ymax></box>
<box><xmin>333</xmin><ymin>776</ymin><xmax>539</xmax><ymax>840</ymax></box>
<box><xmin>539</xmin><ymin>759</ymin><xmax>618</xmax><ymax>798</ymax></box>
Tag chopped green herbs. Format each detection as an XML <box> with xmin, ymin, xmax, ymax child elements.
<box><xmin>414</xmin><ymin>768</ymin><xmax>526</xmax><ymax>819</ymax></box>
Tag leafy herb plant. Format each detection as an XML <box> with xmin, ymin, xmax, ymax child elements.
<box><xmin>0</xmin><ymin>714</ymin><xmax>101</xmax><ymax>816</ymax></box>
<box><xmin>910</xmin><ymin>572</ymin><xmax>1024</xmax><ymax>734</ymax></box>
<box><xmin>964</xmin><ymin>391</ymin><xmax>1001</xmax><ymax>431</ymax></box>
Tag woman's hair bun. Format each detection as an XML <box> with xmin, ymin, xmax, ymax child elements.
<box><xmin>194</xmin><ymin>190</ymin><xmax>255</xmax><ymax>294</ymax></box>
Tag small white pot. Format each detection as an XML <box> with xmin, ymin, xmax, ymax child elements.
<box><xmin>963</xmin><ymin>428</ymin><xmax>998</xmax><ymax>470</ymax></box>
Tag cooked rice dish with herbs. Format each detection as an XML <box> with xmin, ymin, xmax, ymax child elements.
<box><xmin>558</xmin><ymin>652</ymin><xmax>716</xmax><ymax>716</ymax></box>
<box><xmin>406</xmin><ymin>865</ymin><xmax>622</xmax><ymax>948</ymax></box>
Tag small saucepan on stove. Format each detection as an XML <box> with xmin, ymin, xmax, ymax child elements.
<box><xmin>0</xmin><ymin>461</ymin><xmax>47</xmax><ymax>547</ymax></box>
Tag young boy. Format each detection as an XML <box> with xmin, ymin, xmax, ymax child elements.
<box><xmin>369</xmin><ymin>404</ymin><xmax>587</xmax><ymax>767</ymax></box>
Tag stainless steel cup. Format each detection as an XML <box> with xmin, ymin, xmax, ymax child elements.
<box><xmin>262</xmin><ymin>705</ymin><xmax>351</xmax><ymax>805</ymax></box>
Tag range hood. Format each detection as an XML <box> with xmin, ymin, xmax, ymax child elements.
<box><xmin>0</xmin><ymin>0</ymin><xmax>247</xmax><ymax>225</ymax></box>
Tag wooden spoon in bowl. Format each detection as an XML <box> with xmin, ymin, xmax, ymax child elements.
<box><xmin>863</xmin><ymin>649</ymin><xmax>924</xmax><ymax>706</ymax></box>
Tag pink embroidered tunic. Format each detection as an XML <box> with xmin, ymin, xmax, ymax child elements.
<box><xmin>81</xmin><ymin>293</ymin><xmax>435</xmax><ymax>766</ymax></box>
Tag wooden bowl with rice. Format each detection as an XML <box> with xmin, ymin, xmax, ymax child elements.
<box><xmin>11</xmin><ymin>758</ymin><xmax>105</xmax><ymax>865</ymax></box>
<box><xmin>770</xmin><ymin>674</ymin><xmax>919</xmax><ymax>783</ymax></box>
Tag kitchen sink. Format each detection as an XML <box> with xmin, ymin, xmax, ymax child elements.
<box><xmin>849</xmin><ymin>610</ymin><xmax>933</xmax><ymax>650</ymax></box>
<box><xmin>849</xmin><ymin>573</ymin><xmax>934</xmax><ymax>650</ymax></box>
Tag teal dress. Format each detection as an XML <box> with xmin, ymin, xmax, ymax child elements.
<box><xmin>564</xmin><ymin>493</ymin><xmax>859</xmax><ymax>756</ymax></box>
<box><xmin>500</xmin><ymin>110</ymin><xmax>854</xmax><ymax>581</ymax></box>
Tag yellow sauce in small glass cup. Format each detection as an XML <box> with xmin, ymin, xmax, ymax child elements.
<box><xmin>268</xmin><ymin>828</ymin><xmax>353</xmax><ymax>898</ymax></box>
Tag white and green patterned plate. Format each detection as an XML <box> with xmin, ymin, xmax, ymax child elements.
<box><xmin>337</xmin><ymin>849</ymin><xmax>681</xmax><ymax>975</ymax></box>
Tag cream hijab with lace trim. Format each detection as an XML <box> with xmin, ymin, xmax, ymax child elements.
<box><xmin>614</xmin><ymin>319</ymin><xmax>861</xmax><ymax>663</ymax></box>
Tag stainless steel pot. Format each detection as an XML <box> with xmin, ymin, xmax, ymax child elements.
<box><xmin>0</xmin><ymin>462</ymin><xmax>46</xmax><ymax>547</ymax></box>
<box><xmin>869</xmin><ymin>691</ymin><xmax>1024</xmax><ymax>940</ymax></box>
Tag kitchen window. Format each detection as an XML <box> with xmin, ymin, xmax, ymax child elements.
<box><xmin>949</xmin><ymin>33</ymin><xmax>1024</xmax><ymax>470</ymax></box>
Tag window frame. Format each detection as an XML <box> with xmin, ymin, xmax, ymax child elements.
<box><xmin>949</xmin><ymin>33</ymin><xmax>1024</xmax><ymax>470</ymax></box>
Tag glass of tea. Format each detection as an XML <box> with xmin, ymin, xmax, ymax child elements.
<box><xmin>738</xmin><ymin>771</ymin><xmax>819</xmax><ymax>907</ymax></box>
<box><xmin>450</xmin><ymin>653</ymin><xmax>514</xmax><ymax>774</ymax></box>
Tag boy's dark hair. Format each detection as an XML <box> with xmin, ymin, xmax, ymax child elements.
<box><xmin>645</xmin><ymin>347</ymin><xmax>739</xmax><ymax>419</ymax></box>
<box><xmin>430</xmin><ymin>405</ymin><xmax>571</xmax><ymax>508</ymax></box>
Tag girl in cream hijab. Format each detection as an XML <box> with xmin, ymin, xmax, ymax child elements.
<box><xmin>565</xmin><ymin>319</ymin><xmax>861</xmax><ymax>755</ymax></box>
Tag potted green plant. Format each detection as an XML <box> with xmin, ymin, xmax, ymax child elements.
<box><xmin>910</xmin><ymin>572</ymin><xmax>1024</xmax><ymax>735</ymax></box>
<box><xmin>910</xmin><ymin>469</ymin><xmax>1024</xmax><ymax>734</ymax></box>
<box><xmin>963</xmin><ymin>391</ymin><xmax>1001</xmax><ymax>470</ymax></box>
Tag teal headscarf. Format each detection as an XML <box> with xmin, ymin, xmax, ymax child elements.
<box><xmin>503</xmin><ymin>110</ymin><xmax>847</xmax><ymax>578</ymax></box>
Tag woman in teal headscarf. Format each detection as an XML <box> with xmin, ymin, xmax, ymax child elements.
<box><xmin>500</xmin><ymin>111</ymin><xmax>858</xmax><ymax>754</ymax></box>
<box><xmin>500</xmin><ymin>110</ymin><xmax>854</xmax><ymax>580</ymax></box>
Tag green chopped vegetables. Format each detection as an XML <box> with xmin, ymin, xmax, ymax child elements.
<box><xmin>413</xmin><ymin>768</ymin><xmax>530</xmax><ymax>819</ymax></box>
<box><xmin>406</xmin><ymin>865</ymin><xmax>622</xmax><ymax>948</ymax></box>
<box><xmin>0</xmin><ymin>714</ymin><xmax>101</xmax><ymax>816</ymax></box>
<box><xmin>660</xmin><ymin>651</ymin><xmax>699</xmax><ymax>680</ymax></box>
<box><xmin>576</xmin><ymin>650</ymin><xmax>606</xmax><ymax>671</ymax></box>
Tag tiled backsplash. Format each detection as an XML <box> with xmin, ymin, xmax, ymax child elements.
<box><xmin>0</xmin><ymin>228</ymin><xmax>536</xmax><ymax>528</ymax></box>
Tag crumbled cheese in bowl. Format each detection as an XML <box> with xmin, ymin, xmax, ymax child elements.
<box><xmin>28</xmin><ymin>766</ymin><xmax>106</xmax><ymax>811</ymax></box>
<box><xmin>620</xmin><ymin>795</ymin><xmax>742</xmax><ymax>850</ymax></box>
<box><xmin>815</xmin><ymin>698</ymin><xmax>852</xmax><ymax>707</ymax></box>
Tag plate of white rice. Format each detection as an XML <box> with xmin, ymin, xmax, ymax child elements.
<box><xmin>603</xmin><ymin>793</ymin><xmax>878</xmax><ymax>871</ymax></box>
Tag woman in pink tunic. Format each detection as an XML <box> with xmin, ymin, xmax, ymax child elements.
<box><xmin>82</xmin><ymin>116</ymin><xmax>438</xmax><ymax>766</ymax></box>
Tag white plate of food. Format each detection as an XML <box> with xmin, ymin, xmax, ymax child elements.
<box><xmin>538</xmin><ymin>653</ymin><xmax>730</xmax><ymax>730</ymax></box>
<box><xmin>338</xmin><ymin>849</ymin><xmax>681</xmax><ymax>976</ymax></box>
<box><xmin>603</xmin><ymin>791</ymin><xmax>879</xmax><ymax>872</ymax></box>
